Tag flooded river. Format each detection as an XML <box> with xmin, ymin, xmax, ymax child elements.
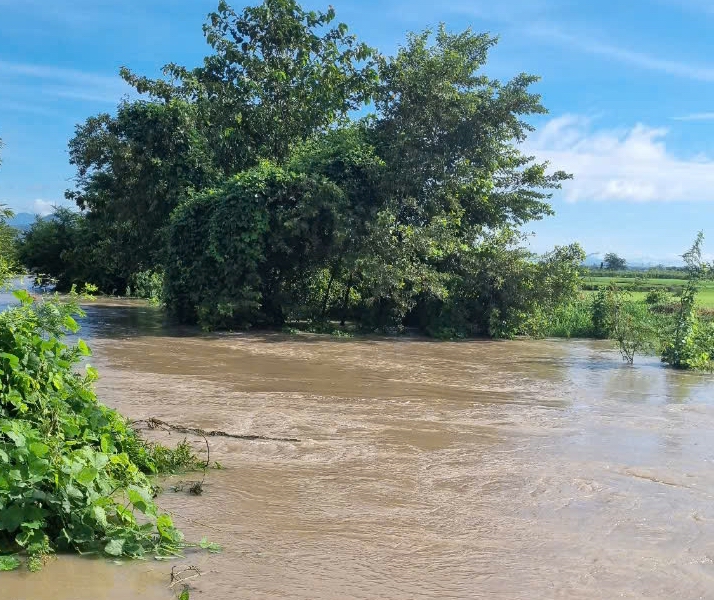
<box><xmin>7</xmin><ymin>300</ymin><xmax>714</xmax><ymax>599</ymax></box>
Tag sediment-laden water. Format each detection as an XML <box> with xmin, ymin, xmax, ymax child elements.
<box><xmin>6</xmin><ymin>300</ymin><xmax>714</xmax><ymax>599</ymax></box>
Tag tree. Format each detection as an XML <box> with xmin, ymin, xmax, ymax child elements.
<box><xmin>65</xmin><ymin>100</ymin><xmax>219</xmax><ymax>290</ymax></box>
<box><xmin>661</xmin><ymin>232</ymin><xmax>714</xmax><ymax>370</ymax></box>
<box><xmin>164</xmin><ymin>16</ymin><xmax>582</xmax><ymax>336</ymax></box>
<box><xmin>67</xmin><ymin>0</ymin><xmax>380</xmax><ymax>294</ymax></box>
<box><xmin>120</xmin><ymin>0</ymin><xmax>378</xmax><ymax>170</ymax></box>
<box><xmin>17</xmin><ymin>209</ymin><xmax>81</xmax><ymax>290</ymax></box>
<box><xmin>603</xmin><ymin>252</ymin><xmax>626</xmax><ymax>270</ymax></box>
<box><xmin>371</xmin><ymin>27</ymin><xmax>569</xmax><ymax>230</ymax></box>
<box><xmin>165</xmin><ymin>162</ymin><xmax>347</xmax><ymax>327</ymax></box>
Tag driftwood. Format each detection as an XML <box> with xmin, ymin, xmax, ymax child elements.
<box><xmin>169</xmin><ymin>565</ymin><xmax>202</xmax><ymax>589</ymax></box>
<box><xmin>132</xmin><ymin>417</ymin><xmax>300</xmax><ymax>443</ymax></box>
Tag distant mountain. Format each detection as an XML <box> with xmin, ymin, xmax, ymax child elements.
<box><xmin>7</xmin><ymin>212</ymin><xmax>39</xmax><ymax>231</ymax></box>
<box><xmin>581</xmin><ymin>252</ymin><xmax>683</xmax><ymax>269</ymax></box>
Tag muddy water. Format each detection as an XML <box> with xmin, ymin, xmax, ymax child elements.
<box><xmin>7</xmin><ymin>301</ymin><xmax>714</xmax><ymax>599</ymax></box>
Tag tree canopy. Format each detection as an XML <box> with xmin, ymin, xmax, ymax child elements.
<box><xmin>20</xmin><ymin>0</ymin><xmax>584</xmax><ymax>337</ymax></box>
<box><xmin>604</xmin><ymin>252</ymin><xmax>627</xmax><ymax>271</ymax></box>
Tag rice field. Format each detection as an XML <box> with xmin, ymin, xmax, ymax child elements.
<box><xmin>580</xmin><ymin>275</ymin><xmax>714</xmax><ymax>308</ymax></box>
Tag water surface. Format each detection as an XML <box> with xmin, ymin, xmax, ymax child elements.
<box><xmin>6</xmin><ymin>301</ymin><xmax>714</xmax><ymax>599</ymax></box>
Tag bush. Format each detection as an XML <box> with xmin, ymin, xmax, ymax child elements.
<box><xmin>544</xmin><ymin>297</ymin><xmax>594</xmax><ymax>338</ymax></box>
<box><xmin>645</xmin><ymin>288</ymin><xmax>671</xmax><ymax>306</ymax></box>
<box><xmin>0</xmin><ymin>291</ymin><xmax>193</xmax><ymax>570</ymax></box>
<box><xmin>661</xmin><ymin>233</ymin><xmax>713</xmax><ymax>370</ymax></box>
<box><xmin>126</xmin><ymin>269</ymin><xmax>164</xmax><ymax>302</ymax></box>
<box><xmin>165</xmin><ymin>163</ymin><xmax>345</xmax><ymax>330</ymax></box>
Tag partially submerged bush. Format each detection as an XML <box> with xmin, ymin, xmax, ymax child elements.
<box><xmin>0</xmin><ymin>291</ymin><xmax>194</xmax><ymax>570</ymax></box>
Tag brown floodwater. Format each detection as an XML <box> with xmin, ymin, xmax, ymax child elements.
<box><xmin>7</xmin><ymin>300</ymin><xmax>714</xmax><ymax>599</ymax></box>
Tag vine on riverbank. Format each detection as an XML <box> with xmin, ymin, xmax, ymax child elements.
<box><xmin>0</xmin><ymin>291</ymin><xmax>212</xmax><ymax>570</ymax></box>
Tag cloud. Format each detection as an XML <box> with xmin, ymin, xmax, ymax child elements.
<box><xmin>672</xmin><ymin>112</ymin><xmax>714</xmax><ymax>121</ymax></box>
<box><xmin>0</xmin><ymin>101</ymin><xmax>66</xmax><ymax>118</ymax></box>
<box><xmin>0</xmin><ymin>60</ymin><xmax>133</xmax><ymax>104</ymax></box>
<box><xmin>32</xmin><ymin>200</ymin><xmax>56</xmax><ymax>216</ymax></box>
<box><xmin>409</xmin><ymin>1</ymin><xmax>714</xmax><ymax>83</ymax></box>
<box><xmin>525</xmin><ymin>26</ymin><xmax>714</xmax><ymax>82</ymax></box>
<box><xmin>526</xmin><ymin>115</ymin><xmax>714</xmax><ymax>202</ymax></box>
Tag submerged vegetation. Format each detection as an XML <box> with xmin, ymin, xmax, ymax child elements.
<box><xmin>543</xmin><ymin>234</ymin><xmax>714</xmax><ymax>368</ymax></box>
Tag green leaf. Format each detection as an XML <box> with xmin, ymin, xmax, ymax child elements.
<box><xmin>99</xmin><ymin>434</ymin><xmax>112</xmax><ymax>453</ymax></box>
<box><xmin>6</xmin><ymin>430</ymin><xmax>25</xmax><ymax>448</ymax></box>
<box><xmin>29</xmin><ymin>442</ymin><xmax>50</xmax><ymax>458</ymax></box>
<box><xmin>127</xmin><ymin>487</ymin><xmax>154</xmax><ymax>516</ymax></box>
<box><xmin>92</xmin><ymin>505</ymin><xmax>108</xmax><ymax>529</ymax></box>
<box><xmin>104</xmin><ymin>538</ymin><xmax>125</xmax><ymax>557</ymax></box>
<box><xmin>0</xmin><ymin>504</ymin><xmax>26</xmax><ymax>532</ymax></box>
<box><xmin>77</xmin><ymin>339</ymin><xmax>91</xmax><ymax>356</ymax></box>
<box><xmin>178</xmin><ymin>589</ymin><xmax>190</xmax><ymax>600</ymax></box>
<box><xmin>63</xmin><ymin>315</ymin><xmax>79</xmax><ymax>333</ymax></box>
<box><xmin>75</xmin><ymin>466</ymin><xmax>98</xmax><ymax>486</ymax></box>
<box><xmin>65</xmin><ymin>484</ymin><xmax>84</xmax><ymax>501</ymax></box>
<box><xmin>12</xmin><ymin>289</ymin><xmax>32</xmax><ymax>304</ymax></box>
<box><xmin>199</xmin><ymin>537</ymin><xmax>221</xmax><ymax>553</ymax></box>
<box><xmin>0</xmin><ymin>555</ymin><xmax>21</xmax><ymax>571</ymax></box>
<box><xmin>0</xmin><ymin>352</ymin><xmax>19</xmax><ymax>368</ymax></box>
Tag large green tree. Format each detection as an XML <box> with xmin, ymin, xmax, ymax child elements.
<box><xmin>603</xmin><ymin>252</ymin><xmax>627</xmax><ymax>271</ymax></box>
<box><xmin>121</xmin><ymin>0</ymin><xmax>377</xmax><ymax>171</ymax></box>
<box><xmin>65</xmin><ymin>0</ymin><xmax>379</xmax><ymax>294</ymax></box>
<box><xmin>65</xmin><ymin>100</ymin><xmax>219</xmax><ymax>287</ymax></box>
<box><xmin>59</xmin><ymin>1</ymin><xmax>584</xmax><ymax>337</ymax></box>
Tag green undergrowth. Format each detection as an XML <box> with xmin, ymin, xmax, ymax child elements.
<box><xmin>0</xmin><ymin>290</ymin><xmax>212</xmax><ymax>571</ymax></box>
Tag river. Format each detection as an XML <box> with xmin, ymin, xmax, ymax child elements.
<box><xmin>6</xmin><ymin>300</ymin><xmax>714</xmax><ymax>599</ymax></box>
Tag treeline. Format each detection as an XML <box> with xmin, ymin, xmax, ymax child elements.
<box><xmin>18</xmin><ymin>0</ymin><xmax>585</xmax><ymax>337</ymax></box>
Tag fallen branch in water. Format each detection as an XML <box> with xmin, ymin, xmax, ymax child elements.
<box><xmin>132</xmin><ymin>417</ymin><xmax>300</xmax><ymax>443</ymax></box>
<box><xmin>169</xmin><ymin>565</ymin><xmax>202</xmax><ymax>589</ymax></box>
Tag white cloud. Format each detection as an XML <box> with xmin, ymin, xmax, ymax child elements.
<box><xmin>525</xmin><ymin>25</ymin><xmax>714</xmax><ymax>82</ymax></box>
<box><xmin>526</xmin><ymin>115</ymin><xmax>714</xmax><ymax>202</ymax></box>
<box><xmin>32</xmin><ymin>200</ymin><xmax>55</xmax><ymax>216</ymax></box>
<box><xmin>672</xmin><ymin>112</ymin><xmax>714</xmax><ymax>121</ymax></box>
<box><xmin>0</xmin><ymin>60</ymin><xmax>133</xmax><ymax>104</ymax></box>
<box><xmin>411</xmin><ymin>1</ymin><xmax>714</xmax><ymax>83</ymax></box>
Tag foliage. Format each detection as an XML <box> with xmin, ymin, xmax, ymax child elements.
<box><xmin>53</xmin><ymin>1</ymin><xmax>587</xmax><ymax>339</ymax></box>
<box><xmin>0</xmin><ymin>205</ymin><xmax>19</xmax><ymax>283</ymax></box>
<box><xmin>121</xmin><ymin>0</ymin><xmax>378</xmax><ymax>167</ymax></box>
<box><xmin>160</xmin><ymin>10</ymin><xmax>580</xmax><ymax>337</ymax></box>
<box><xmin>609</xmin><ymin>297</ymin><xmax>660</xmax><ymax>364</ymax></box>
<box><xmin>591</xmin><ymin>285</ymin><xmax>619</xmax><ymax>339</ymax></box>
<box><xmin>126</xmin><ymin>270</ymin><xmax>164</xmax><ymax>303</ymax></box>
<box><xmin>17</xmin><ymin>209</ymin><xmax>82</xmax><ymax>291</ymax></box>
<box><xmin>61</xmin><ymin>0</ymin><xmax>381</xmax><ymax>298</ymax></box>
<box><xmin>645</xmin><ymin>288</ymin><xmax>672</xmax><ymax>306</ymax></box>
<box><xmin>65</xmin><ymin>100</ymin><xmax>220</xmax><ymax>292</ymax></box>
<box><xmin>166</xmin><ymin>161</ymin><xmax>346</xmax><ymax>328</ymax></box>
<box><xmin>661</xmin><ymin>232</ymin><xmax>714</xmax><ymax>370</ymax></box>
<box><xmin>0</xmin><ymin>291</ymin><xmax>201</xmax><ymax>569</ymax></box>
<box><xmin>603</xmin><ymin>252</ymin><xmax>627</xmax><ymax>271</ymax></box>
<box><xmin>544</xmin><ymin>296</ymin><xmax>595</xmax><ymax>338</ymax></box>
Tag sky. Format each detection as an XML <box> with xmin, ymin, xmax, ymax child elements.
<box><xmin>1</xmin><ymin>0</ymin><xmax>714</xmax><ymax>263</ymax></box>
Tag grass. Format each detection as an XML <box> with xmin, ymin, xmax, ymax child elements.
<box><xmin>581</xmin><ymin>275</ymin><xmax>714</xmax><ymax>309</ymax></box>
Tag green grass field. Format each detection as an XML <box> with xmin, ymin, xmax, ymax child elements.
<box><xmin>580</xmin><ymin>275</ymin><xmax>714</xmax><ymax>309</ymax></box>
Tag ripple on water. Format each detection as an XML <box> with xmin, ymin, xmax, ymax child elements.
<box><xmin>12</xmin><ymin>301</ymin><xmax>714</xmax><ymax>599</ymax></box>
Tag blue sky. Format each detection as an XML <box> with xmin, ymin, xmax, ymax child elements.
<box><xmin>1</xmin><ymin>0</ymin><xmax>713</xmax><ymax>263</ymax></box>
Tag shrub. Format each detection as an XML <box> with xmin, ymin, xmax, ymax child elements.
<box><xmin>0</xmin><ymin>291</ymin><xmax>191</xmax><ymax>570</ymax></box>
<box><xmin>126</xmin><ymin>269</ymin><xmax>164</xmax><ymax>303</ymax></box>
